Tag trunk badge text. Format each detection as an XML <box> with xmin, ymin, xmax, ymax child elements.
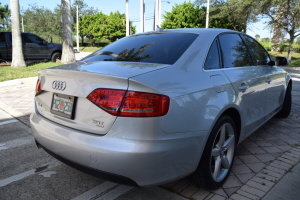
<box><xmin>52</xmin><ymin>81</ymin><xmax>66</xmax><ymax>91</ymax></box>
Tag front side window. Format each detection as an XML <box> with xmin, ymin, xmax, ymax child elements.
<box><xmin>83</xmin><ymin>32</ymin><xmax>198</xmax><ymax>65</ymax></box>
<box><xmin>204</xmin><ymin>39</ymin><xmax>221</xmax><ymax>70</ymax></box>
<box><xmin>218</xmin><ymin>33</ymin><xmax>253</xmax><ymax>68</ymax></box>
<box><xmin>26</xmin><ymin>35</ymin><xmax>44</xmax><ymax>44</ymax></box>
<box><xmin>241</xmin><ymin>35</ymin><xmax>271</xmax><ymax>66</ymax></box>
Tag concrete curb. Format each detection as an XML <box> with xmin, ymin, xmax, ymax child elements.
<box><xmin>281</xmin><ymin>67</ymin><xmax>300</xmax><ymax>70</ymax></box>
<box><xmin>0</xmin><ymin>76</ymin><xmax>37</xmax><ymax>89</ymax></box>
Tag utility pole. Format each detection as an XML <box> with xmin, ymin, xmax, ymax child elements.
<box><xmin>205</xmin><ymin>0</ymin><xmax>210</xmax><ymax>28</ymax></box>
<box><xmin>140</xmin><ymin>0</ymin><xmax>145</xmax><ymax>33</ymax></box>
<box><xmin>154</xmin><ymin>0</ymin><xmax>159</xmax><ymax>29</ymax></box>
<box><xmin>21</xmin><ymin>17</ymin><xmax>24</xmax><ymax>32</ymax></box>
<box><xmin>125</xmin><ymin>0</ymin><xmax>129</xmax><ymax>36</ymax></box>
<box><xmin>158</xmin><ymin>0</ymin><xmax>161</xmax><ymax>26</ymax></box>
<box><xmin>76</xmin><ymin>3</ymin><xmax>79</xmax><ymax>52</ymax></box>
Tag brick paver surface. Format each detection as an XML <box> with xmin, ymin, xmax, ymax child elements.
<box><xmin>0</xmin><ymin>67</ymin><xmax>300</xmax><ymax>200</ymax></box>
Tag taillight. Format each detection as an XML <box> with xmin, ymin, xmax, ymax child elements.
<box><xmin>35</xmin><ymin>79</ymin><xmax>42</xmax><ymax>96</ymax></box>
<box><xmin>87</xmin><ymin>89</ymin><xmax>170</xmax><ymax>117</ymax></box>
<box><xmin>86</xmin><ymin>89</ymin><xmax>126</xmax><ymax>115</ymax></box>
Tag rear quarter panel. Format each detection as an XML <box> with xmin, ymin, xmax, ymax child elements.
<box><xmin>130</xmin><ymin>30</ymin><xmax>241</xmax><ymax>134</ymax></box>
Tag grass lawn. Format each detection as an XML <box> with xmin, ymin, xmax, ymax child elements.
<box><xmin>79</xmin><ymin>47</ymin><xmax>100</xmax><ymax>52</ymax></box>
<box><xmin>268</xmin><ymin>51</ymin><xmax>300</xmax><ymax>67</ymax></box>
<box><xmin>0</xmin><ymin>62</ymin><xmax>63</xmax><ymax>82</ymax></box>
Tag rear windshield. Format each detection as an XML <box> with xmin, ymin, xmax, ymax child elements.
<box><xmin>83</xmin><ymin>32</ymin><xmax>198</xmax><ymax>65</ymax></box>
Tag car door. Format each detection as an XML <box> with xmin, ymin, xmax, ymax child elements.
<box><xmin>23</xmin><ymin>34</ymin><xmax>48</xmax><ymax>60</ymax></box>
<box><xmin>241</xmin><ymin>35</ymin><xmax>287</xmax><ymax>118</ymax></box>
<box><xmin>218</xmin><ymin>33</ymin><xmax>267</xmax><ymax>135</ymax></box>
<box><xmin>5</xmin><ymin>32</ymin><xmax>13</xmax><ymax>60</ymax></box>
<box><xmin>0</xmin><ymin>32</ymin><xmax>8</xmax><ymax>60</ymax></box>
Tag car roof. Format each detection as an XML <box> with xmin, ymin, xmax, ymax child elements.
<box><xmin>138</xmin><ymin>28</ymin><xmax>239</xmax><ymax>36</ymax></box>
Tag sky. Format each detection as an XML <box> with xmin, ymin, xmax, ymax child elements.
<box><xmin>1</xmin><ymin>0</ymin><xmax>272</xmax><ymax>39</ymax></box>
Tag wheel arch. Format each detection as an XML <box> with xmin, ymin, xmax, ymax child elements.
<box><xmin>51</xmin><ymin>50</ymin><xmax>62</xmax><ymax>62</ymax></box>
<box><xmin>286</xmin><ymin>73</ymin><xmax>292</xmax><ymax>89</ymax></box>
<box><xmin>221</xmin><ymin>108</ymin><xmax>241</xmax><ymax>144</ymax></box>
<box><xmin>288</xmin><ymin>79</ymin><xmax>292</xmax><ymax>89</ymax></box>
<box><xmin>51</xmin><ymin>50</ymin><xmax>62</xmax><ymax>57</ymax></box>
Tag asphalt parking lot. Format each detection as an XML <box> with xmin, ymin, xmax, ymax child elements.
<box><xmin>0</xmin><ymin>56</ymin><xmax>300</xmax><ymax>199</ymax></box>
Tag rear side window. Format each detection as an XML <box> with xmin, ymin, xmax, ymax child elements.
<box><xmin>205</xmin><ymin>39</ymin><xmax>221</xmax><ymax>70</ymax></box>
<box><xmin>83</xmin><ymin>32</ymin><xmax>198</xmax><ymax>65</ymax></box>
<box><xmin>241</xmin><ymin>35</ymin><xmax>271</xmax><ymax>65</ymax></box>
<box><xmin>218</xmin><ymin>33</ymin><xmax>253</xmax><ymax>68</ymax></box>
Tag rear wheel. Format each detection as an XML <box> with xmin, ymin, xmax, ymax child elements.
<box><xmin>276</xmin><ymin>83</ymin><xmax>292</xmax><ymax>118</ymax></box>
<box><xmin>191</xmin><ymin>115</ymin><xmax>236</xmax><ymax>190</ymax></box>
<box><xmin>51</xmin><ymin>52</ymin><xmax>61</xmax><ymax>62</ymax></box>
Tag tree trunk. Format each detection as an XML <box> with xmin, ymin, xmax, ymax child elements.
<box><xmin>287</xmin><ymin>35</ymin><xmax>294</xmax><ymax>61</ymax></box>
<box><xmin>10</xmin><ymin>0</ymin><xmax>26</xmax><ymax>67</ymax></box>
<box><xmin>80</xmin><ymin>35</ymin><xmax>84</xmax><ymax>46</ymax></box>
<box><xmin>61</xmin><ymin>0</ymin><xmax>75</xmax><ymax>64</ymax></box>
<box><xmin>272</xmin><ymin>5</ymin><xmax>283</xmax><ymax>51</ymax></box>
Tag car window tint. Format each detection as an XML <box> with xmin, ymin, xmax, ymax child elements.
<box><xmin>0</xmin><ymin>32</ymin><xmax>5</xmax><ymax>43</ymax></box>
<box><xmin>205</xmin><ymin>39</ymin><xmax>221</xmax><ymax>70</ymax></box>
<box><xmin>26</xmin><ymin>35</ymin><xmax>44</xmax><ymax>44</ymax></box>
<box><xmin>241</xmin><ymin>35</ymin><xmax>271</xmax><ymax>66</ymax></box>
<box><xmin>83</xmin><ymin>32</ymin><xmax>198</xmax><ymax>65</ymax></box>
<box><xmin>218</xmin><ymin>33</ymin><xmax>253</xmax><ymax>68</ymax></box>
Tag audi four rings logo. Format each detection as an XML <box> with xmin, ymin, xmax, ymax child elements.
<box><xmin>52</xmin><ymin>81</ymin><xmax>66</xmax><ymax>91</ymax></box>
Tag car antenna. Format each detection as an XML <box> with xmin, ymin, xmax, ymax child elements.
<box><xmin>156</xmin><ymin>25</ymin><xmax>164</xmax><ymax>32</ymax></box>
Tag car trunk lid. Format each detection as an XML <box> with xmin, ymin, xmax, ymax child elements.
<box><xmin>35</xmin><ymin>61</ymin><xmax>169</xmax><ymax>135</ymax></box>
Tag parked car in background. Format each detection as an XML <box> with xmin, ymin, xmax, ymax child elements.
<box><xmin>0</xmin><ymin>31</ymin><xmax>62</xmax><ymax>62</ymax></box>
<box><xmin>30</xmin><ymin>28</ymin><xmax>291</xmax><ymax>189</ymax></box>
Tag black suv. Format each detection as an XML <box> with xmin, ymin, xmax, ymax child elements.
<box><xmin>0</xmin><ymin>31</ymin><xmax>62</xmax><ymax>62</ymax></box>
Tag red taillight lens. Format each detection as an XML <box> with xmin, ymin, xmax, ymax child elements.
<box><xmin>87</xmin><ymin>89</ymin><xmax>126</xmax><ymax>115</ymax></box>
<box><xmin>87</xmin><ymin>89</ymin><xmax>170</xmax><ymax>117</ymax></box>
<box><xmin>35</xmin><ymin>79</ymin><xmax>42</xmax><ymax>96</ymax></box>
<box><xmin>120</xmin><ymin>91</ymin><xmax>170</xmax><ymax>117</ymax></box>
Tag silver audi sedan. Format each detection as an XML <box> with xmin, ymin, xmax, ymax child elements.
<box><xmin>30</xmin><ymin>28</ymin><xmax>291</xmax><ymax>189</ymax></box>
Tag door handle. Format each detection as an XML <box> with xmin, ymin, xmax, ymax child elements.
<box><xmin>239</xmin><ymin>84</ymin><xmax>249</xmax><ymax>92</ymax></box>
<box><xmin>28</xmin><ymin>45</ymin><xmax>33</xmax><ymax>48</ymax></box>
<box><xmin>266</xmin><ymin>77</ymin><xmax>272</xmax><ymax>84</ymax></box>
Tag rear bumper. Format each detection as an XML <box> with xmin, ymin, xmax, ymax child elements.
<box><xmin>35</xmin><ymin>140</ymin><xmax>138</xmax><ymax>186</ymax></box>
<box><xmin>30</xmin><ymin>112</ymin><xmax>208</xmax><ymax>187</ymax></box>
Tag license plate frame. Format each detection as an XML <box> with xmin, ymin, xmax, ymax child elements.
<box><xmin>50</xmin><ymin>93</ymin><xmax>76</xmax><ymax>119</ymax></box>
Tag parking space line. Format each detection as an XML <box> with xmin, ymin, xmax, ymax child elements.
<box><xmin>0</xmin><ymin>119</ymin><xmax>18</xmax><ymax>126</ymax></box>
<box><xmin>0</xmin><ymin>137</ymin><xmax>33</xmax><ymax>151</ymax></box>
<box><xmin>95</xmin><ymin>185</ymin><xmax>133</xmax><ymax>200</ymax></box>
<box><xmin>0</xmin><ymin>162</ymin><xmax>59</xmax><ymax>188</ymax></box>
<box><xmin>0</xmin><ymin>169</ymin><xmax>36</xmax><ymax>187</ymax></box>
<box><xmin>71</xmin><ymin>181</ymin><xmax>118</xmax><ymax>200</ymax></box>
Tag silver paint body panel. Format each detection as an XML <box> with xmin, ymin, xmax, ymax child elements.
<box><xmin>30</xmin><ymin>28</ymin><xmax>291</xmax><ymax>186</ymax></box>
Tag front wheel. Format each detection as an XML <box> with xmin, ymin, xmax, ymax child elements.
<box><xmin>276</xmin><ymin>83</ymin><xmax>292</xmax><ymax>118</ymax></box>
<box><xmin>51</xmin><ymin>52</ymin><xmax>61</xmax><ymax>62</ymax></box>
<box><xmin>190</xmin><ymin>115</ymin><xmax>236</xmax><ymax>190</ymax></box>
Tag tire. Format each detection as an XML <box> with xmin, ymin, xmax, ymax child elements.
<box><xmin>51</xmin><ymin>52</ymin><xmax>61</xmax><ymax>62</ymax></box>
<box><xmin>190</xmin><ymin>115</ymin><xmax>236</xmax><ymax>190</ymax></box>
<box><xmin>276</xmin><ymin>83</ymin><xmax>292</xmax><ymax>118</ymax></box>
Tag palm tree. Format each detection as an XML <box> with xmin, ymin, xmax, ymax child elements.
<box><xmin>0</xmin><ymin>4</ymin><xmax>10</xmax><ymax>30</ymax></box>
<box><xmin>10</xmin><ymin>0</ymin><xmax>26</xmax><ymax>67</ymax></box>
<box><xmin>61</xmin><ymin>0</ymin><xmax>75</xmax><ymax>64</ymax></box>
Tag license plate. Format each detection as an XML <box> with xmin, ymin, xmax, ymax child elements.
<box><xmin>50</xmin><ymin>93</ymin><xmax>76</xmax><ymax>119</ymax></box>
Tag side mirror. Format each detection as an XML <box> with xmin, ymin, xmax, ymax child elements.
<box><xmin>275</xmin><ymin>56</ymin><xmax>289</xmax><ymax>66</ymax></box>
<box><xmin>42</xmin><ymin>40</ymin><xmax>48</xmax><ymax>45</ymax></box>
